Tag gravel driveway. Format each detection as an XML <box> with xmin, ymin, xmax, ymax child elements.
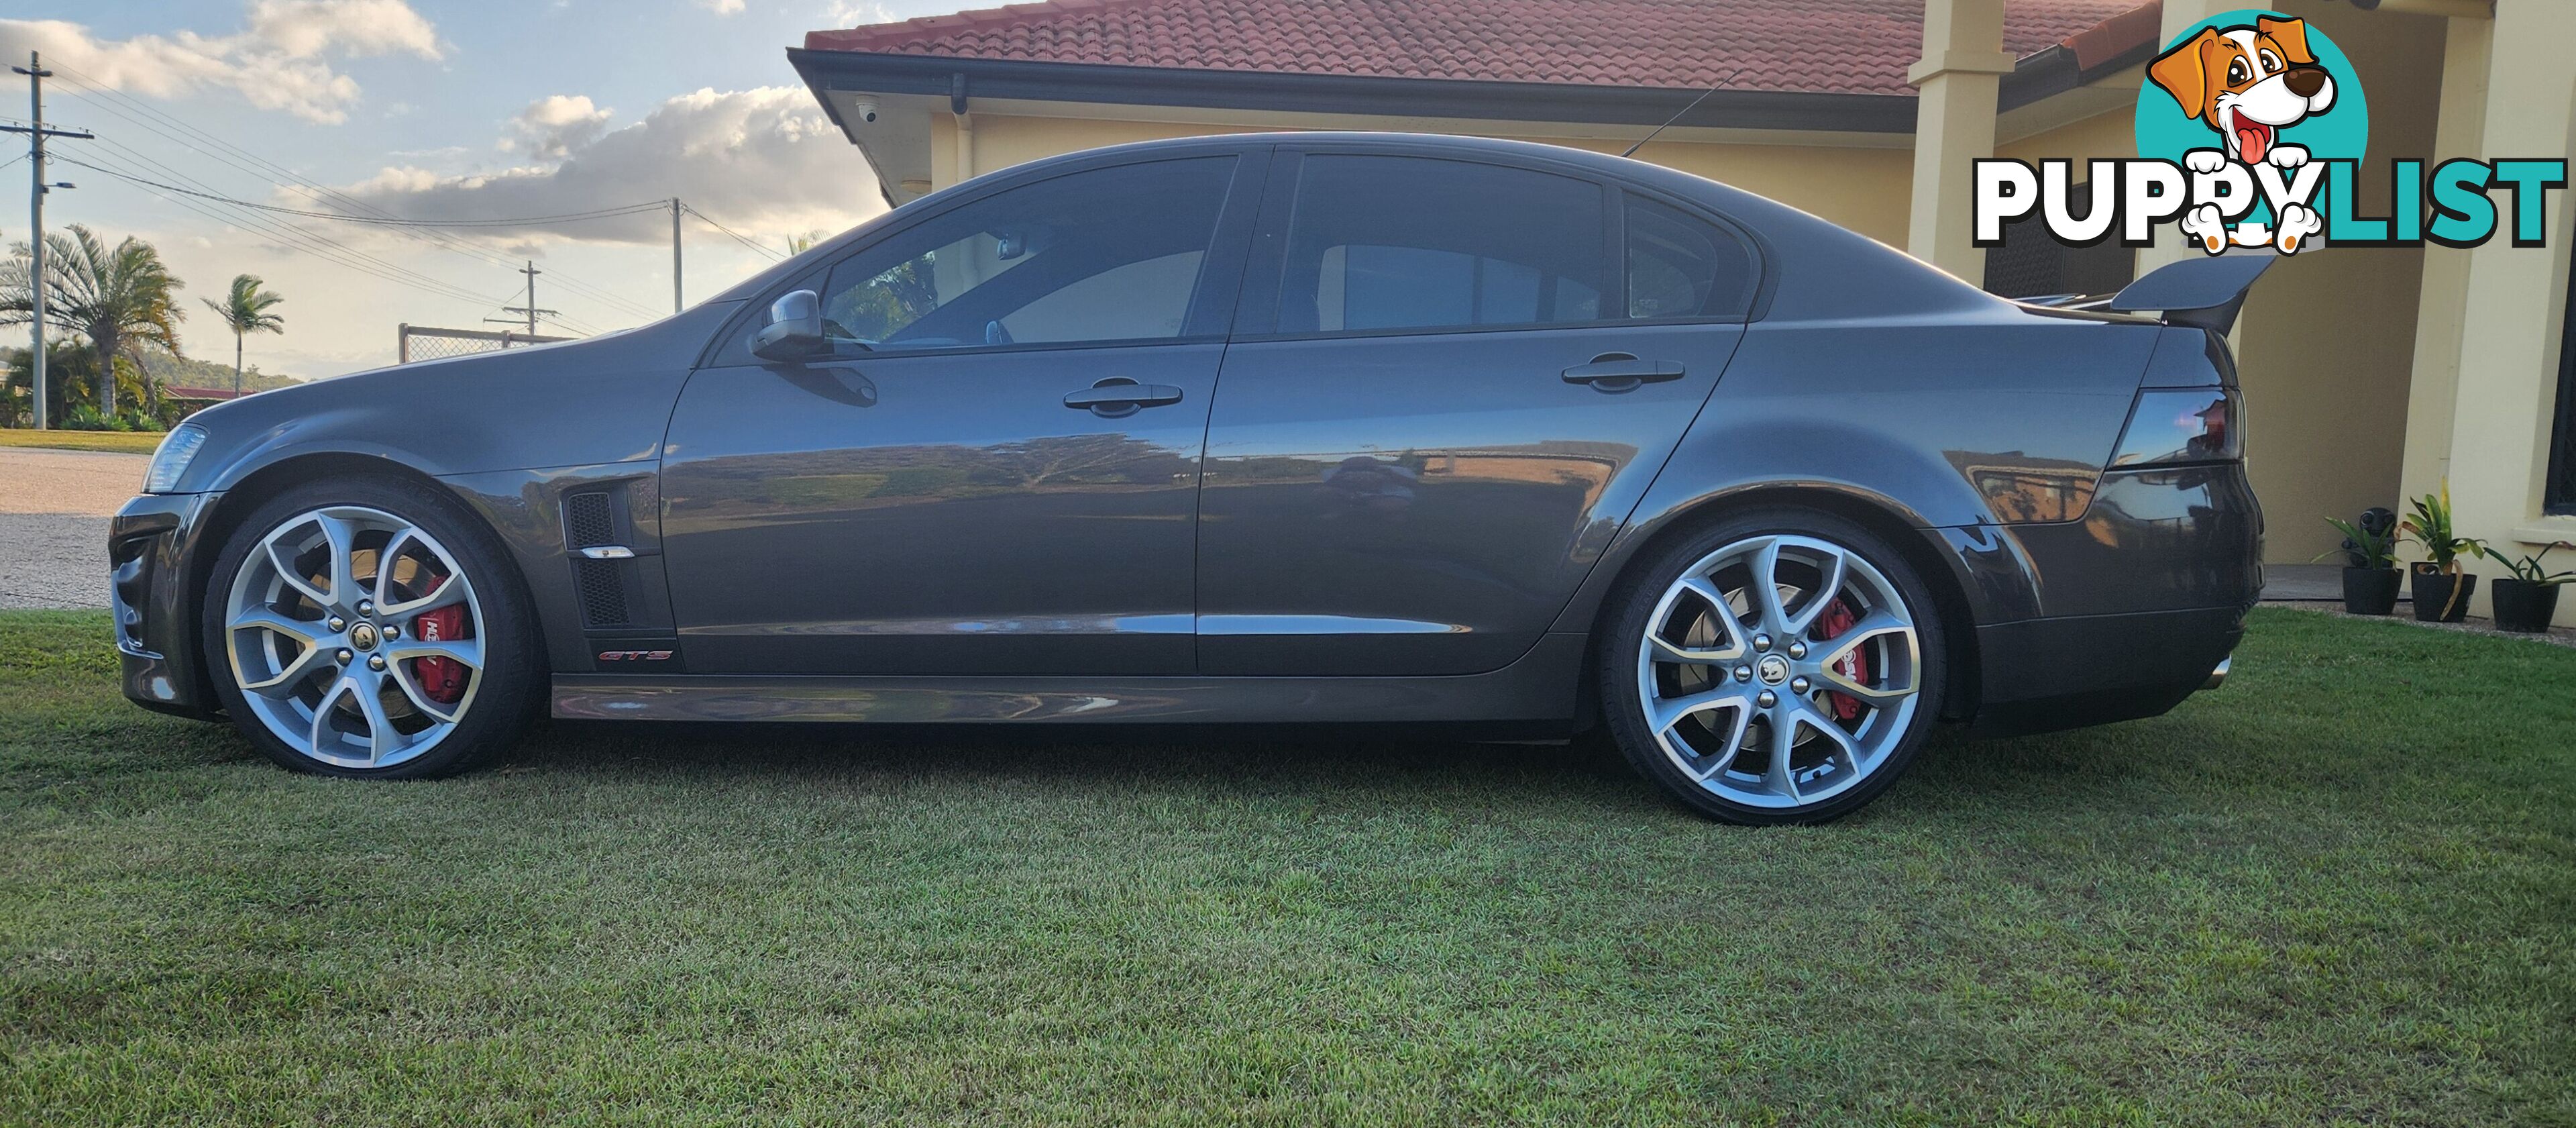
<box><xmin>0</xmin><ymin>448</ymin><xmax>147</xmax><ymax>610</ymax></box>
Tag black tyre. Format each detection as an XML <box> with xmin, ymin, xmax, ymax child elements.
<box><xmin>200</xmin><ymin>474</ymin><xmax>543</xmax><ymax>778</ymax></box>
<box><xmin>1598</xmin><ymin>507</ymin><xmax>1948</xmax><ymax>824</ymax></box>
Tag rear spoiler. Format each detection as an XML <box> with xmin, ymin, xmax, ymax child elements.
<box><xmin>2104</xmin><ymin>254</ymin><xmax>2274</xmax><ymax>334</ymax></box>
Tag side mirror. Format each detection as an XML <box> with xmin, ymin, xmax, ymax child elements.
<box><xmin>751</xmin><ymin>289</ymin><xmax>827</xmax><ymax>361</ymax></box>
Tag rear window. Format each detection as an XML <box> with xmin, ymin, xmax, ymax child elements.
<box><xmin>1275</xmin><ymin>155</ymin><xmax>1609</xmax><ymax>335</ymax></box>
<box><xmin>1625</xmin><ymin>195</ymin><xmax>1757</xmax><ymax>320</ymax></box>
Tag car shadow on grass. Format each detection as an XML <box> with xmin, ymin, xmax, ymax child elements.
<box><xmin>465</xmin><ymin>712</ymin><xmax>2194</xmax><ymax>826</ymax></box>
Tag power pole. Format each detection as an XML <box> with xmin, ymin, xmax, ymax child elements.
<box><xmin>5</xmin><ymin>52</ymin><xmax>95</xmax><ymax>431</ymax></box>
<box><xmin>489</xmin><ymin>260</ymin><xmax>557</xmax><ymax>344</ymax></box>
<box><xmin>520</xmin><ymin>260</ymin><xmax>539</xmax><ymax>336</ymax></box>
<box><xmin>671</xmin><ymin>197</ymin><xmax>682</xmax><ymax>314</ymax></box>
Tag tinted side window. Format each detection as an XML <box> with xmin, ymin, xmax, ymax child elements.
<box><xmin>1276</xmin><ymin>156</ymin><xmax>1607</xmax><ymax>335</ymax></box>
<box><xmin>1625</xmin><ymin>195</ymin><xmax>1757</xmax><ymax>319</ymax></box>
<box><xmin>818</xmin><ymin>156</ymin><xmax>1235</xmax><ymax>352</ymax></box>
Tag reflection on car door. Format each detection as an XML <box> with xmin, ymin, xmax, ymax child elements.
<box><xmin>659</xmin><ymin>153</ymin><xmax>1262</xmax><ymax>675</ymax></box>
<box><xmin>1196</xmin><ymin>150</ymin><xmax>1756</xmax><ymax>676</ymax></box>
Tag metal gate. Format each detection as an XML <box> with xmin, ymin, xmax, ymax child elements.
<box><xmin>397</xmin><ymin>324</ymin><xmax>574</xmax><ymax>364</ymax></box>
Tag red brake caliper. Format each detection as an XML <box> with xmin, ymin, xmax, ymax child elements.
<box><xmin>409</xmin><ymin>568</ymin><xmax>468</xmax><ymax>705</ymax></box>
<box><xmin>1813</xmin><ymin>599</ymin><xmax>1870</xmax><ymax>721</ymax></box>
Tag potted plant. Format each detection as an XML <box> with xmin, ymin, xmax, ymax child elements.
<box><xmin>2397</xmin><ymin>483</ymin><xmax>2487</xmax><ymax>623</ymax></box>
<box><xmin>2491</xmin><ymin>542</ymin><xmax>2573</xmax><ymax>633</ymax></box>
<box><xmin>2316</xmin><ymin>507</ymin><xmax>2402</xmax><ymax>615</ymax></box>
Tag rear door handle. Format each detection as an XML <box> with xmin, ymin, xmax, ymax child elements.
<box><xmin>1562</xmin><ymin>355</ymin><xmax>1686</xmax><ymax>391</ymax></box>
<box><xmin>1063</xmin><ymin>378</ymin><xmax>1184</xmax><ymax>417</ymax></box>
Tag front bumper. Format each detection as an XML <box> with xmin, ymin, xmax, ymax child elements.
<box><xmin>111</xmin><ymin>491</ymin><xmax>225</xmax><ymax>720</ymax></box>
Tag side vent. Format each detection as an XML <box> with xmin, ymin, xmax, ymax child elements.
<box><xmin>575</xmin><ymin>558</ymin><xmax>631</xmax><ymax>627</ymax></box>
<box><xmin>565</xmin><ymin>491</ymin><xmax>616</xmax><ymax>550</ymax></box>
<box><xmin>562</xmin><ymin>491</ymin><xmax>633</xmax><ymax>627</ymax></box>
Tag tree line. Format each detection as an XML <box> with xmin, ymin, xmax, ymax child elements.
<box><xmin>0</xmin><ymin>224</ymin><xmax>284</xmax><ymax>430</ymax></box>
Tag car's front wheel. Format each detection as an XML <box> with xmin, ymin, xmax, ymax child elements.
<box><xmin>1600</xmin><ymin>509</ymin><xmax>1947</xmax><ymax>824</ymax></box>
<box><xmin>201</xmin><ymin>476</ymin><xmax>541</xmax><ymax>777</ymax></box>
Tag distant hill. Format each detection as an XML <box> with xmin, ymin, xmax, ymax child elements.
<box><xmin>132</xmin><ymin>348</ymin><xmax>305</xmax><ymax>394</ymax></box>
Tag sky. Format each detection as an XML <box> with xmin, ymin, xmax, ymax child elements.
<box><xmin>0</xmin><ymin>0</ymin><xmax>975</xmax><ymax>378</ymax></box>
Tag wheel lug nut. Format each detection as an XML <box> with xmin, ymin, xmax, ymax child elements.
<box><xmin>1734</xmin><ymin>664</ymin><xmax>1756</xmax><ymax>683</ymax></box>
<box><xmin>1788</xmin><ymin>642</ymin><xmax>1807</xmax><ymax>659</ymax></box>
<box><xmin>357</xmin><ymin>599</ymin><xmax>374</xmax><ymax>615</ymax></box>
<box><xmin>1757</xmin><ymin>690</ymin><xmax>1778</xmax><ymax>709</ymax></box>
<box><xmin>327</xmin><ymin>616</ymin><xmax>346</xmax><ymax>632</ymax></box>
<box><xmin>367</xmin><ymin>655</ymin><xmax>386</xmax><ymax>672</ymax></box>
<box><xmin>1752</xmin><ymin>634</ymin><xmax>1772</xmax><ymax>652</ymax></box>
<box><xmin>335</xmin><ymin>648</ymin><xmax>354</xmax><ymax>664</ymax></box>
<box><xmin>383</xmin><ymin>624</ymin><xmax>400</xmax><ymax>639</ymax></box>
<box><xmin>1791</xmin><ymin>676</ymin><xmax>1811</xmax><ymax>694</ymax></box>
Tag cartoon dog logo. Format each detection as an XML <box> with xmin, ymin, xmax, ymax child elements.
<box><xmin>2149</xmin><ymin>15</ymin><xmax>2337</xmax><ymax>254</ymax></box>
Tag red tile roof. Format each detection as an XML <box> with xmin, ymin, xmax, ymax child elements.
<box><xmin>805</xmin><ymin>0</ymin><xmax>2153</xmax><ymax>97</ymax></box>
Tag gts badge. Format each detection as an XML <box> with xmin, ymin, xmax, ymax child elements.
<box><xmin>597</xmin><ymin>649</ymin><xmax>675</xmax><ymax>662</ymax></box>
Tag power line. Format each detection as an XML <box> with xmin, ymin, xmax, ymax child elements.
<box><xmin>63</xmin><ymin>144</ymin><xmax>519</xmax><ymax>313</ymax></box>
<box><xmin>50</xmin><ymin>72</ymin><xmax>663</xmax><ymax>322</ymax></box>
<box><xmin>65</xmin><ymin>145</ymin><xmax>511</xmax><ymax>309</ymax></box>
<box><xmin>55</xmin><ymin>162</ymin><xmax>669</xmax><ymax>227</ymax></box>
<box><xmin>683</xmin><ymin>202</ymin><xmax>787</xmax><ymax>262</ymax></box>
<box><xmin>46</xmin><ymin>64</ymin><xmax>666</xmax><ymax>322</ymax></box>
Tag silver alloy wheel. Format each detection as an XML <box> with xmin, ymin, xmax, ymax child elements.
<box><xmin>222</xmin><ymin>505</ymin><xmax>485</xmax><ymax>770</ymax></box>
<box><xmin>1635</xmin><ymin>533</ymin><xmax>1923</xmax><ymax>809</ymax></box>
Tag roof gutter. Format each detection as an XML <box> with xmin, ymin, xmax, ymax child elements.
<box><xmin>788</xmin><ymin>48</ymin><xmax>1921</xmax><ymax>135</ymax></box>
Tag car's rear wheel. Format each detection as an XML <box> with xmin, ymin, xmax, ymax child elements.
<box><xmin>1600</xmin><ymin>509</ymin><xmax>1947</xmax><ymax>824</ymax></box>
<box><xmin>201</xmin><ymin>476</ymin><xmax>540</xmax><ymax>777</ymax></box>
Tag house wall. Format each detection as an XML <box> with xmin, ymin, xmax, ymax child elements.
<box><xmin>2224</xmin><ymin>4</ymin><xmax>2444</xmax><ymax>566</ymax></box>
<box><xmin>932</xmin><ymin>112</ymin><xmax>1918</xmax><ymax>246</ymax></box>
<box><xmin>2438</xmin><ymin>0</ymin><xmax>2576</xmax><ymax>626</ymax></box>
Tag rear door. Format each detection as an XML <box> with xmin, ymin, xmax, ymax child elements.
<box><xmin>1195</xmin><ymin>148</ymin><xmax>1758</xmax><ymax>675</ymax></box>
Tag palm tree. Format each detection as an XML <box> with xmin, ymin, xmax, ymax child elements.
<box><xmin>0</xmin><ymin>224</ymin><xmax>185</xmax><ymax>415</ymax></box>
<box><xmin>202</xmin><ymin>274</ymin><xmax>286</xmax><ymax>397</ymax></box>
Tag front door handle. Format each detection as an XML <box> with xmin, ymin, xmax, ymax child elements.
<box><xmin>1063</xmin><ymin>378</ymin><xmax>1184</xmax><ymax>417</ymax></box>
<box><xmin>1562</xmin><ymin>354</ymin><xmax>1686</xmax><ymax>392</ymax></box>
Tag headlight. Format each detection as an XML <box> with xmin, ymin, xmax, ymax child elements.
<box><xmin>144</xmin><ymin>424</ymin><xmax>209</xmax><ymax>494</ymax></box>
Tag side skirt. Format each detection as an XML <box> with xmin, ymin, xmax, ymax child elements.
<box><xmin>552</xmin><ymin>633</ymin><xmax>1589</xmax><ymax>725</ymax></box>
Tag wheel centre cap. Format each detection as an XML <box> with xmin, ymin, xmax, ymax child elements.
<box><xmin>1756</xmin><ymin>654</ymin><xmax>1790</xmax><ymax>686</ymax></box>
<box><xmin>350</xmin><ymin>621</ymin><xmax>380</xmax><ymax>652</ymax></box>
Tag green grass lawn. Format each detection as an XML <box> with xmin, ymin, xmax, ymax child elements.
<box><xmin>0</xmin><ymin>429</ymin><xmax>165</xmax><ymax>455</ymax></box>
<box><xmin>3</xmin><ymin>608</ymin><xmax>2570</xmax><ymax>1125</ymax></box>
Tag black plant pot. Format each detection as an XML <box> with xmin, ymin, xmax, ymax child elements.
<box><xmin>2410</xmin><ymin>568</ymin><xmax>2477</xmax><ymax>623</ymax></box>
<box><xmin>2341</xmin><ymin>568</ymin><xmax>2402</xmax><ymax>615</ymax></box>
<box><xmin>2491</xmin><ymin>578</ymin><xmax>2563</xmax><ymax>633</ymax></box>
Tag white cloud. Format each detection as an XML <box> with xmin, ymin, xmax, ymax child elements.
<box><xmin>0</xmin><ymin>0</ymin><xmax>443</xmax><ymax>124</ymax></box>
<box><xmin>700</xmin><ymin>0</ymin><xmax>748</xmax><ymax>13</ymax></box>
<box><xmin>502</xmin><ymin>95</ymin><xmax>613</xmax><ymax>160</ymax></box>
<box><xmin>331</xmin><ymin>87</ymin><xmax>882</xmax><ymax>246</ymax></box>
<box><xmin>824</xmin><ymin>1</ymin><xmax>901</xmax><ymax>25</ymax></box>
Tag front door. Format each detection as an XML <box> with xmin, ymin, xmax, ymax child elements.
<box><xmin>661</xmin><ymin>153</ymin><xmax>1260</xmax><ymax>674</ymax></box>
<box><xmin>1196</xmin><ymin>150</ymin><xmax>1758</xmax><ymax>675</ymax></box>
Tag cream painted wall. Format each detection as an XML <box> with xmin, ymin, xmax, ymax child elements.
<box><xmin>1995</xmin><ymin>108</ymin><xmax>2134</xmax><ymax>166</ymax></box>
<box><xmin>2439</xmin><ymin>0</ymin><xmax>2576</xmax><ymax>627</ymax></box>
<box><xmin>1528</xmin><ymin>138</ymin><xmax>1917</xmax><ymax>247</ymax></box>
<box><xmin>2222</xmin><ymin>3</ymin><xmax>2444</xmax><ymax>566</ymax></box>
<box><xmin>934</xmin><ymin>111</ymin><xmax>1919</xmax><ymax>247</ymax></box>
<box><xmin>2396</xmin><ymin>15</ymin><xmax>2492</xmax><ymax>515</ymax></box>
